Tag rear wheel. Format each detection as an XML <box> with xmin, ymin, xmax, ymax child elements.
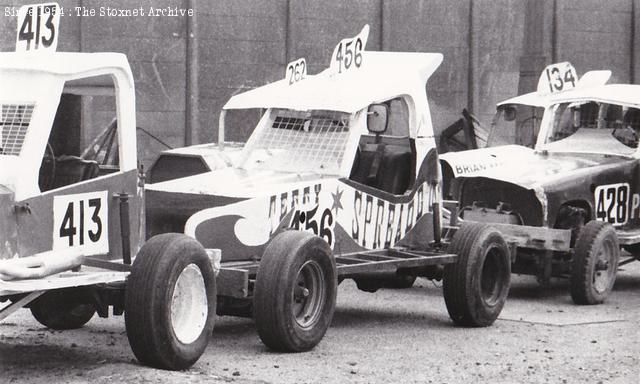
<box><xmin>254</xmin><ymin>231</ymin><xmax>337</xmax><ymax>352</ymax></box>
<box><xmin>570</xmin><ymin>221</ymin><xmax>619</xmax><ymax>305</ymax></box>
<box><xmin>386</xmin><ymin>274</ymin><xmax>417</xmax><ymax>289</ymax></box>
<box><xmin>443</xmin><ymin>223</ymin><xmax>511</xmax><ymax>327</ymax></box>
<box><xmin>30</xmin><ymin>289</ymin><xmax>95</xmax><ymax>330</ymax></box>
<box><xmin>125</xmin><ymin>233</ymin><xmax>216</xmax><ymax>370</ymax></box>
<box><xmin>354</xmin><ymin>274</ymin><xmax>417</xmax><ymax>292</ymax></box>
<box><xmin>622</xmin><ymin>243</ymin><xmax>640</xmax><ymax>261</ymax></box>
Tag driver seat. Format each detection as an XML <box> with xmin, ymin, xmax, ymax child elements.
<box><xmin>350</xmin><ymin>142</ymin><xmax>411</xmax><ymax>195</ymax></box>
<box><xmin>51</xmin><ymin>155</ymin><xmax>100</xmax><ymax>189</ymax></box>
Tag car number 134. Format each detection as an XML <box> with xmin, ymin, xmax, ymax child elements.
<box><xmin>53</xmin><ymin>191</ymin><xmax>109</xmax><ymax>254</ymax></box>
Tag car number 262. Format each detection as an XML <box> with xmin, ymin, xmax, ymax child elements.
<box><xmin>53</xmin><ymin>191</ymin><xmax>109</xmax><ymax>254</ymax></box>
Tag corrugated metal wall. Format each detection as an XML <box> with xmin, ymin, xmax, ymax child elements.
<box><xmin>0</xmin><ymin>0</ymin><xmax>637</xmax><ymax>166</ymax></box>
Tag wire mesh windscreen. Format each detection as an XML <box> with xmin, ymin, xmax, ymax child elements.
<box><xmin>245</xmin><ymin>109</ymin><xmax>351</xmax><ymax>173</ymax></box>
<box><xmin>1</xmin><ymin>104</ymin><xmax>35</xmax><ymax>156</ymax></box>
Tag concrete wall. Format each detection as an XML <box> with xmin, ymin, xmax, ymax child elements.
<box><xmin>383</xmin><ymin>0</ymin><xmax>470</xmax><ymax>137</ymax></box>
<box><xmin>555</xmin><ymin>0</ymin><xmax>634</xmax><ymax>84</ymax></box>
<box><xmin>470</xmin><ymin>0</ymin><xmax>526</xmax><ymax>126</ymax></box>
<box><xmin>1</xmin><ymin>0</ymin><xmax>638</xmax><ymax>166</ymax></box>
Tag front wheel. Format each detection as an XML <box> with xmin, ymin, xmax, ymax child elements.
<box><xmin>254</xmin><ymin>231</ymin><xmax>337</xmax><ymax>352</ymax></box>
<box><xmin>570</xmin><ymin>221</ymin><xmax>619</xmax><ymax>305</ymax></box>
<box><xmin>125</xmin><ymin>233</ymin><xmax>216</xmax><ymax>371</ymax></box>
<box><xmin>443</xmin><ymin>223</ymin><xmax>511</xmax><ymax>327</ymax></box>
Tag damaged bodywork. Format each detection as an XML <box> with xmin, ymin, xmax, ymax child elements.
<box><xmin>444</xmin><ymin>83</ymin><xmax>640</xmax><ymax>304</ymax></box>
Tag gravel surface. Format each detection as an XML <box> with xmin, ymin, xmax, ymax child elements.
<box><xmin>2</xmin><ymin>261</ymin><xmax>639</xmax><ymax>384</ymax></box>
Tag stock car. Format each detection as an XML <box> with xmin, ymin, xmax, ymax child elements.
<box><xmin>441</xmin><ymin>79</ymin><xmax>640</xmax><ymax>305</ymax></box>
<box><xmin>1</xmin><ymin>20</ymin><xmax>514</xmax><ymax>371</ymax></box>
<box><xmin>145</xmin><ymin>26</ymin><xmax>518</xmax><ymax>352</ymax></box>
<box><xmin>441</xmin><ymin>62</ymin><xmax>612</xmax><ymax>187</ymax></box>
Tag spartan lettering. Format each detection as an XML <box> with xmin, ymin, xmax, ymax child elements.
<box><xmin>405</xmin><ymin>200</ymin><xmax>414</xmax><ymax>235</ymax></box>
<box><xmin>372</xmin><ymin>199</ymin><xmax>385</xmax><ymax>248</ymax></box>
<box><xmin>416</xmin><ymin>184</ymin><xmax>424</xmax><ymax>218</ymax></box>
<box><xmin>363</xmin><ymin>194</ymin><xmax>373</xmax><ymax>247</ymax></box>
<box><xmin>395</xmin><ymin>204</ymin><xmax>404</xmax><ymax>244</ymax></box>
<box><xmin>352</xmin><ymin>191</ymin><xmax>362</xmax><ymax>240</ymax></box>
<box><xmin>384</xmin><ymin>204</ymin><xmax>395</xmax><ymax>248</ymax></box>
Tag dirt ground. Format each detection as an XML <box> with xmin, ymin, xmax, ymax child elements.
<box><xmin>2</xmin><ymin>260</ymin><xmax>639</xmax><ymax>384</ymax></box>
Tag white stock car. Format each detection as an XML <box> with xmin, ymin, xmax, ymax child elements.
<box><xmin>145</xmin><ymin>30</ymin><xmax>516</xmax><ymax>353</ymax></box>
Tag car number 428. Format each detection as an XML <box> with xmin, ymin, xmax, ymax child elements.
<box><xmin>595</xmin><ymin>183</ymin><xmax>629</xmax><ymax>225</ymax></box>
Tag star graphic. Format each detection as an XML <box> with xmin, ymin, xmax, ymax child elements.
<box><xmin>331</xmin><ymin>186</ymin><xmax>344</xmax><ymax>214</ymax></box>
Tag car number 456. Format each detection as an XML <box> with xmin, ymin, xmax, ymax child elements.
<box><xmin>53</xmin><ymin>191</ymin><xmax>109</xmax><ymax>254</ymax></box>
<box><xmin>595</xmin><ymin>183</ymin><xmax>629</xmax><ymax>225</ymax></box>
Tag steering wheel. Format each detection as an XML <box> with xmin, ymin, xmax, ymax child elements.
<box><xmin>38</xmin><ymin>143</ymin><xmax>56</xmax><ymax>191</ymax></box>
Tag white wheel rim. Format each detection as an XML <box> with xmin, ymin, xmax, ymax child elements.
<box><xmin>292</xmin><ymin>260</ymin><xmax>325</xmax><ymax>329</ymax></box>
<box><xmin>170</xmin><ymin>263</ymin><xmax>208</xmax><ymax>344</ymax></box>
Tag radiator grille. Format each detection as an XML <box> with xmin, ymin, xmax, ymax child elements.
<box><xmin>1</xmin><ymin>104</ymin><xmax>35</xmax><ymax>156</ymax></box>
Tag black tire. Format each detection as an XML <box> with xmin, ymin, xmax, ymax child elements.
<box><xmin>353</xmin><ymin>277</ymin><xmax>383</xmax><ymax>293</ymax></box>
<box><xmin>254</xmin><ymin>231</ymin><xmax>337</xmax><ymax>352</ymax></box>
<box><xmin>622</xmin><ymin>243</ymin><xmax>640</xmax><ymax>261</ymax></box>
<box><xmin>30</xmin><ymin>289</ymin><xmax>95</xmax><ymax>330</ymax></box>
<box><xmin>570</xmin><ymin>221</ymin><xmax>619</xmax><ymax>305</ymax></box>
<box><xmin>125</xmin><ymin>233</ymin><xmax>216</xmax><ymax>371</ymax></box>
<box><xmin>443</xmin><ymin>223</ymin><xmax>511</xmax><ymax>327</ymax></box>
<box><xmin>386</xmin><ymin>274</ymin><xmax>417</xmax><ymax>289</ymax></box>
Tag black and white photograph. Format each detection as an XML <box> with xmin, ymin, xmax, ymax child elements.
<box><xmin>0</xmin><ymin>1</ymin><xmax>639</xmax><ymax>383</ymax></box>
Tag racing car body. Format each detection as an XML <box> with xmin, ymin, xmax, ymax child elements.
<box><xmin>0</xmin><ymin>51</ymin><xmax>140</xmax><ymax>283</ymax></box>
<box><xmin>1</xmin><ymin>4</ymin><xmax>218</xmax><ymax>371</ymax></box>
<box><xmin>441</xmin><ymin>63</ymin><xmax>612</xmax><ymax>183</ymax></box>
<box><xmin>147</xmin><ymin>51</ymin><xmax>442</xmax><ymax>260</ymax></box>
<box><xmin>458</xmin><ymin>84</ymin><xmax>640</xmax><ymax>229</ymax></box>
<box><xmin>146</xmin><ymin>26</ymin><xmax>515</xmax><ymax>351</ymax></box>
<box><xmin>2</xmin><ymin>17</ymin><xmax>512</xmax><ymax>368</ymax></box>
<box><xmin>443</xmin><ymin>82</ymin><xmax>640</xmax><ymax>304</ymax></box>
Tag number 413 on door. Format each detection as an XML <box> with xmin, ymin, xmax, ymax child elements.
<box><xmin>53</xmin><ymin>191</ymin><xmax>109</xmax><ymax>254</ymax></box>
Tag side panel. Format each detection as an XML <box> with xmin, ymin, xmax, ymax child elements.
<box><xmin>186</xmin><ymin>177</ymin><xmax>436</xmax><ymax>262</ymax></box>
<box><xmin>15</xmin><ymin>170</ymin><xmax>141</xmax><ymax>261</ymax></box>
<box><xmin>546</xmin><ymin>160</ymin><xmax>640</xmax><ymax>229</ymax></box>
<box><xmin>0</xmin><ymin>188</ymin><xmax>18</xmax><ymax>260</ymax></box>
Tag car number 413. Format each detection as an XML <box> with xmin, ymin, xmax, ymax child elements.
<box><xmin>53</xmin><ymin>191</ymin><xmax>109</xmax><ymax>254</ymax></box>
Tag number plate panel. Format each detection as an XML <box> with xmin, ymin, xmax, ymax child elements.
<box><xmin>536</xmin><ymin>62</ymin><xmax>577</xmax><ymax>95</ymax></box>
<box><xmin>594</xmin><ymin>183</ymin><xmax>629</xmax><ymax>226</ymax></box>
<box><xmin>329</xmin><ymin>25</ymin><xmax>369</xmax><ymax>75</ymax></box>
<box><xmin>286</xmin><ymin>57</ymin><xmax>307</xmax><ymax>85</ymax></box>
<box><xmin>15</xmin><ymin>2</ymin><xmax>60</xmax><ymax>53</ymax></box>
<box><xmin>53</xmin><ymin>191</ymin><xmax>109</xmax><ymax>255</ymax></box>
